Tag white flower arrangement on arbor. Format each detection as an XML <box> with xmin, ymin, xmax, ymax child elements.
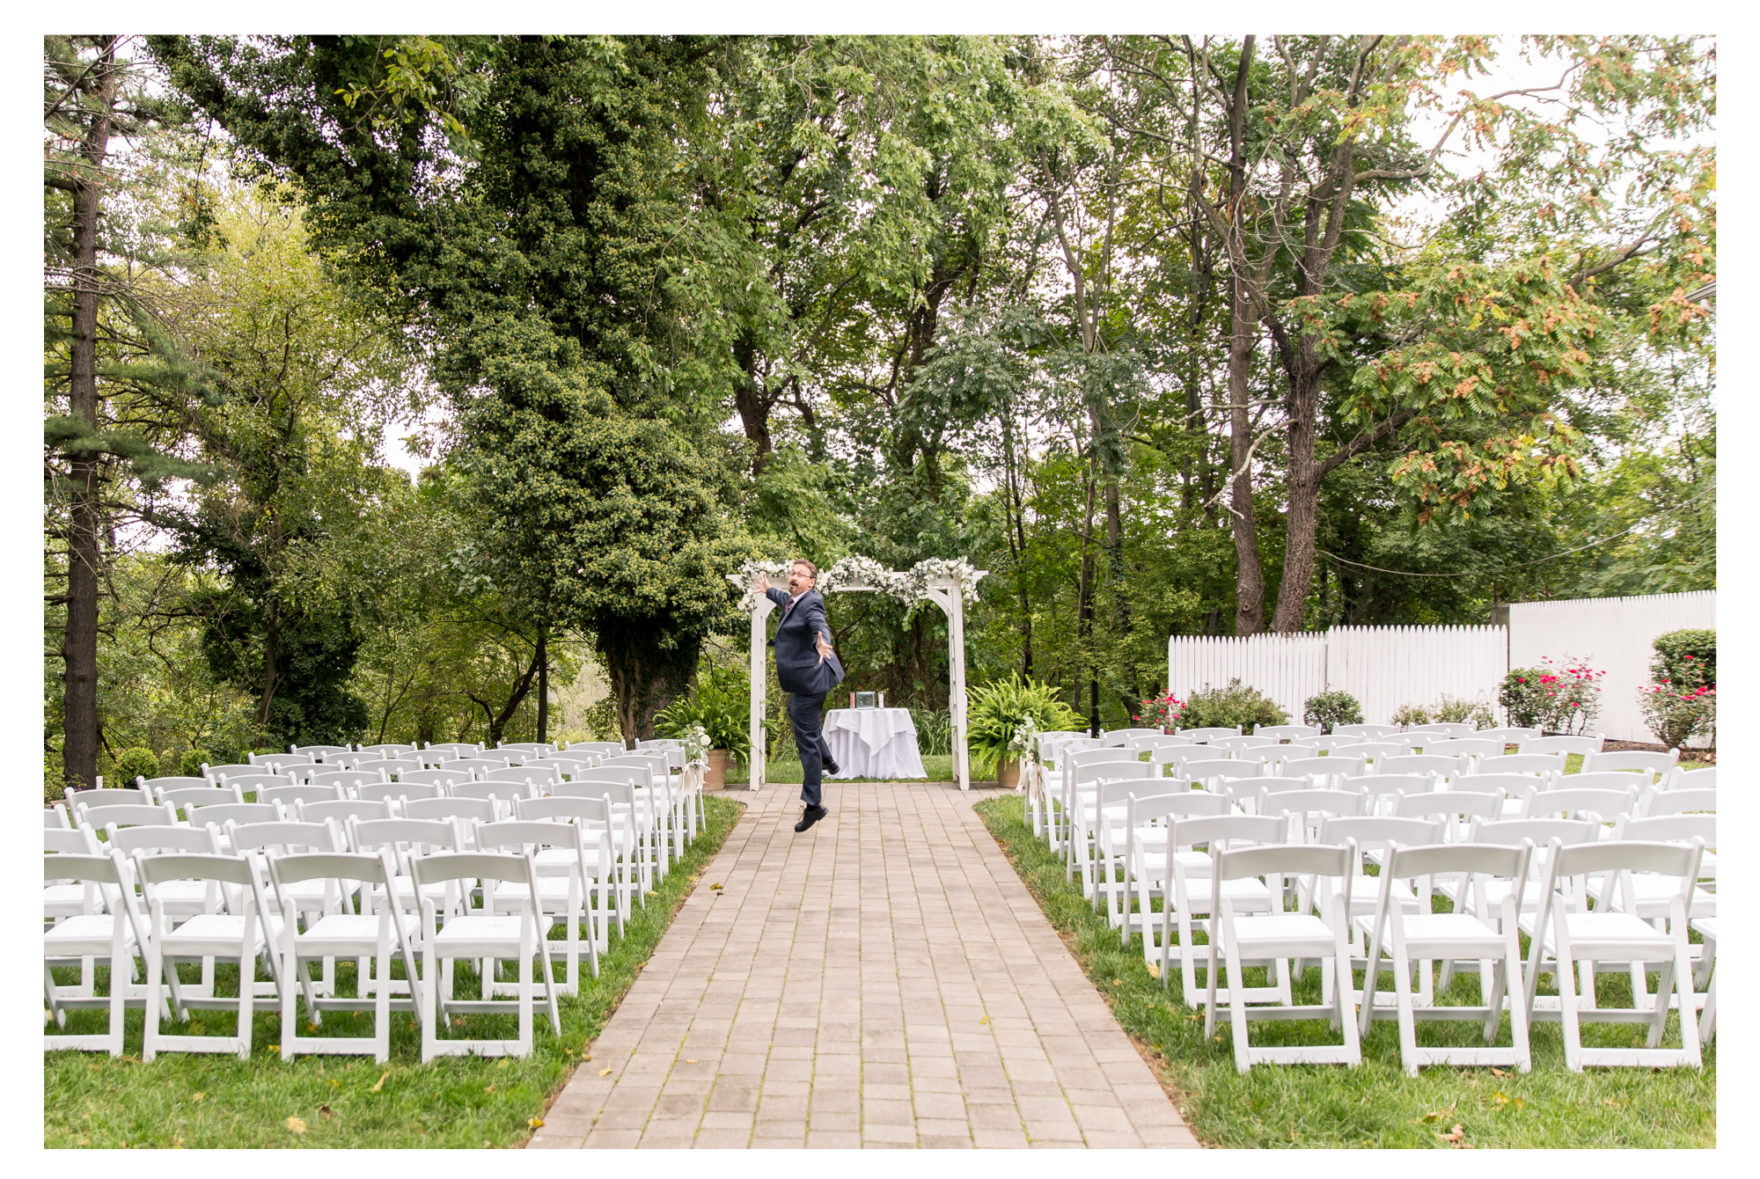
<box><xmin>735</xmin><ymin>555</ymin><xmax>983</xmax><ymax>610</ymax></box>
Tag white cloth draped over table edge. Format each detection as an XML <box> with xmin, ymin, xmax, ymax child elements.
<box><xmin>822</xmin><ymin>708</ymin><xmax>926</xmax><ymax>780</ymax></box>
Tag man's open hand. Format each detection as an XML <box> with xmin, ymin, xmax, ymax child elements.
<box><xmin>815</xmin><ymin>631</ymin><xmax>833</xmax><ymax>664</ymax></box>
<box><xmin>755</xmin><ymin>571</ymin><xmax>770</xmax><ymax>593</ymax></box>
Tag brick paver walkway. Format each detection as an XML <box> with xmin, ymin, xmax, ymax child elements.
<box><xmin>529</xmin><ymin>781</ymin><xmax>1199</xmax><ymax>1149</ymax></box>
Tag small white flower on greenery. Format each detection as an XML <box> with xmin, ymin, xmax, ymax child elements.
<box><xmin>1007</xmin><ymin>715</ymin><xmax>1041</xmax><ymax>764</ymax></box>
<box><xmin>679</xmin><ymin>724</ymin><xmax>711</xmax><ymax>764</ymax></box>
<box><xmin>738</xmin><ymin>555</ymin><xmax>984</xmax><ymax>610</ymax></box>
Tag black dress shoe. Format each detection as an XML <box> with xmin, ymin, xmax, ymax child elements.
<box><xmin>823</xmin><ymin>756</ymin><xmax>840</xmax><ymax>776</ymax></box>
<box><xmin>794</xmin><ymin>804</ymin><xmax>828</xmax><ymax>833</ymax></box>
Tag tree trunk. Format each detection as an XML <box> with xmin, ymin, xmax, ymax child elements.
<box><xmin>58</xmin><ymin>39</ymin><xmax>117</xmax><ymax>794</ymax></box>
<box><xmin>1002</xmin><ymin>414</ymin><xmax>1033</xmax><ymax>677</ymax></box>
<box><xmin>1271</xmin><ymin>370</ymin><xmax>1322</xmax><ymax>633</ymax></box>
<box><xmin>1077</xmin><ymin>456</ymin><xmax>1099</xmax><ymax>736</ymax></box>
<box><xmin>1228</xmin><ymin>291</ymin><xmax>1265</xmax><ymax>635</ymax></box>
<box><xmin>535</xmin><ymin>625</ymin><xmax>548</xmax><ymax>743</ymax></box>
<box><xmin>732</xmin><ymin>332</ymin><xmax>773</xmax><ymax>476</ymax></box>
<box><xmin>597</xmin><ymin>626</ymin><xmax>697</xmax><ymax>746</ymax></box>
<box><xmin>258</xmin><ymin>596</ymin><xmax>280</xmax><ymax>738</ymax></box>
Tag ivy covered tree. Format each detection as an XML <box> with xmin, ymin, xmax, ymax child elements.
<box><xmin>155</xmin><ymin>35</ymin><xmax>752</xmax><ymax>739</ymax></box>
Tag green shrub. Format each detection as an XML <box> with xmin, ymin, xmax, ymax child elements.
<box><xmin>177</xmin><ymin>749</ymin><xmax>210</xmax><ymax>778</ymax></box>
<box><xmin>1641</xmin><ymin>629</ymin><xmax>1716</xmax><ymax>749</ymax></box>
<box><xmin>1302</xmin><ymin>690</ymin><xmax>1362</xmax><ymax>734</ymax></box>
<box><xmin>1179</xmin><ymin>678</ymin><xmax>1289</xmax><ymax>735</ymax></box>
<box><xmin>1390</xmin><ymin>702</ymin><xmax>1431</xmax><ymax>728</ymax></box>
<box><xmin>1433</xmin><ymin>694</ymin><xmax>1496</xmax><ymax>728</ymax></box>
<box><xmin>967</xmin><ymin>674</ymin><xmax>1080</xmax><ymax>775</ymax></box>
<box><xmin>1651</xmin><ymin>628</ymin><xmax>1715</xmax><ymax>687</ymax></box>
<box><xmin>912</xmin><ymin>707</ymin><xmax>953</xmax><ymax>757</ymax></box>
<box><xmin>655</xmin><ymin>665</ymin><xmax>751</xmax><ymax>762</ymax></box>
<box><xmin>106</xmin><ymin>746</ymin><xmax>159</xmax><ymax>787</ymax></box>
<box><xmin>1134</xmin><ymin>690</ymin><xmax>1186</xmax><ymax>732</ymax></box>
<box><xmin>582</xmin><ymin>695</ymin><xmax>621</xmax><ymax>744</ymax></box>
<box><xmin>1499</xmin><ymin>658</ymin><xmax>1604</xmax><ymax>733</ymax></box>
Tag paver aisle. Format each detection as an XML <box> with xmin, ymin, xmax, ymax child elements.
<box><xmin>529</xmin><ymin>781</ymin><xmax>1199</xmax><ymax>1149</ymax></box>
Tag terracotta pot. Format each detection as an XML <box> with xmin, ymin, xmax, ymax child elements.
<box><xmin>996</xmin><ymin>756</ymin><xmax>1021</xmax><ymax>791</ymax></box>
<box><xmin>704</xmin><ymin>748</ymin><xmax>730</xmax><ymax>790</ymax></box>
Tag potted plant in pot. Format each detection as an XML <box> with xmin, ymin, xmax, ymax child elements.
<box><xmin>657</xmin><ymin>665</ymin><xmax>751</xmax><ymax>789</ymax></box>
<box><xmin>967</xmin><ymin>673</ymin><xmax>1080</xmax><ymax>787</ymax></box>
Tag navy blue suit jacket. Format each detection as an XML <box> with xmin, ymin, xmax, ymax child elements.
<box><xmin>767</xmin><ymin>586</ymin><xmax>845</xmax><ymax>696</ymax></box>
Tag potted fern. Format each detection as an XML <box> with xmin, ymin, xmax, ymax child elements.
<box><xmin>657</xmin><ymin>666</ymin><xmax>751</xmax><ymax>789</ymax></box>
<box><xmin>967</xmin><ymin>674</ymin><xmax>1080</xmax><ymax>787</ymax></box>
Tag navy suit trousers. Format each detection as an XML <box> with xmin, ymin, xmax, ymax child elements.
<box><xmin>788</xmin><ymin>690</ymin><xmax>832</xmax><ymax>808</ymax></box>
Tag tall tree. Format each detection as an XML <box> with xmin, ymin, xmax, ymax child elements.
<box><xmin>155</xmin><ymin>35</ymin><xmax>753</xmax><ymax>740</ymax></box>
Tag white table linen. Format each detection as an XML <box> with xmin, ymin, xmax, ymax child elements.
<box><xmin>823</xmin><ymin>708</ymin><xmax>926</xmax><ymax>780</ymax></box>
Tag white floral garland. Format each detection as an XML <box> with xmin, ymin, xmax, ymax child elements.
<box><xmin>737</xmin><ymin>556</ymin><xmax>984</xmax><ymax>611</ymax></box>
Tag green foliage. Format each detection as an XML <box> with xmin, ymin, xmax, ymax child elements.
<box><xmin>1640</xmin><ymin>629</ymin><xmax>1716</xmax><ymax>749</ymax></box>
<box><xmin>655</xmin><ymin>664</ymin><xmax>751</xmax><ymax>761</ymax></box>
<box><xmin>582</xmin><ymin>696</ymin><xmax>622</xmax><ymax>745</ymax></box>
<box><xmin>966</xmin><ymin>674</ymin><xmax>1080</xmax><ymax>775</ymax></box>
<box><xmin>1651</xmin><ymin>629</ymin><xmax>1716</xmax><ymax>687</ymax></box>
<box><xmin>1499</xmin><ymin>660</ymin><xmax>1604</xmax><ymax>734</ymax></box>
<box><xmin>1179</xmin><ymin>679</ymin><xmax>1289</xmax><ymax>735</ymax></box>
<box><xmin>1390</xmin><ymin>702</ymin><xmax>1432</xmax><ymax>729</ymax></box>
<box><xmin>1433</xmin><ymin>694</ymin><xmax>1498</xmax><ymax>729</ymax></box>
<box><xmin>1396</xmin><ymin>694</ymin><xmax>1496</xmax><ymax>729</ymax></box>
<box><xmin>912</xmin><ymin>708</ymin><xmax>953</xmax><ymax>758</ymax></box>
<box><xmin>106</xmin><ymin>747</ymin><xmax>159</xmax><ymax>787</ymax></box>
<box><xmin>1303</xmin><ymin>690</ymin><xmax>1363</xmax><ymax>734</ymax></box>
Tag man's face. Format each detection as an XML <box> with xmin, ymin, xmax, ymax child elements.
<box><xmin>787</xmin><ymin>562</ymin><xmax>815</xmax><ymax>596</ymax></box>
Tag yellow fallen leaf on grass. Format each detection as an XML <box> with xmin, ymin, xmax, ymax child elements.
<box><xmin>1146</xmin><ymin>962</ymin><xmax>1160</xmax><ymax>979</ymax></box>
<box><xmin>528</xmin><ymin>1118</ymin><xmax>544</xmax><ymax>1130</ymax></box>
<box><xmin>371</xmin><ymin>1072</ymin><xmax>389</xmax><ymax>1093</ymax></box>
<box><xmin>485</xmin><ymin>1085</ymin><xmax>495</xmax><ymax>1094</ymax></box>
<box><xmin>286</xmin><ymin>1117</ymin><xmax>307</xmax><ymax>1135</ymax></box>
<box><xmin>191</xmin><ymin>1093</ymin><xmax>204</xmax><ymax>1102</ymax></box>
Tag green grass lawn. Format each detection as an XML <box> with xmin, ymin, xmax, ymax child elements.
<box><xmin>973</xmin><ymin>795</ymin><xmax>1715</xmax><ymax>1148</ymax></box>
<box><xmin>44</xmin><ymin>795</ymin><xmax>745</xmax><ymax>1148</ymax></box>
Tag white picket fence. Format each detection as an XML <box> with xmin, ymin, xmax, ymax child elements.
<box><xmin>1508</xmin><ymin>591</ymin><xmax>1716</xmax><ymax>747</ymax></box>
<box><xmin>1167</xmin><ymin>591</ymin><xmax>1715</xmax><ymax>744</ymax></box>
<box><xmin>1168</xmin><ymin>626</ymin><xmax>1503</xmax><ymax>730</ymax></box>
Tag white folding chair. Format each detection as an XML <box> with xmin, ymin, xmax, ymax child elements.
<box><xmin>1359</xmin><ymin>840</ymin><xmax>1535</xmax><ymax>1074</ymax></box>
<box><xmin>1333</xmin><ymin>724</ymin><xmax>1399</xmax><ymax>739</ymax></box>
<box><xmin>157</xmin><ymin>784</ymin><xmax>245</xmax><ymax>818</ymax></box>
<box><xmin>1067</xmin><ymin>762</ymin><xmax>1157</xmax><ymax>898</ymax></box>
<box><xmin>1174</xmin><ymin>726</ymin><xmax>1244</xmax><ymax>742</ymax></box>
<box><xmin>357</xmin><ymin>743</ymin><xmax>419</xmax><ymax>759</ymax></box>
<box><xmin>1394</xmin><ymin>790</ymin><xmax>1504</xmax><ymax>843</ymax></box>
<box><xmin>138</xmin><ymin>852</ymin><xmax>283</xmax><ymax>1060</ymax></box>
<box><xmin>1255</xmin><ymin>725</ymin><xmax>1322</xmax><ymax>742</ymax></box>
<box><xmin>1581</xmin><ymin>749</ymin><xmax>1678</xmax><ymax>788</ymax></box>
<box><xmin>410</xmin><ymin>851</ymin><xmax>561</xmax><ymax>1060</ymax></box>
<box><xmin>401</xmin><ymin>796</ymin><xmax>498</xmax><ymax>848</ymax></box>
<box><xmin>477</xmin><ymin>819</ymin><xmax>601</xmax><ymax>993</ymax></box>
<box><xmin>1692</xmin><ymin>916</ymin><xmax>1716</xmax><ymax>1044</ymax></box>
<box><xmin>1378</xmin><ymin>754</ymin><xmax>1467</xmax><ymax>784</ymax></box>
<box><xmin>515</xmin><ymin>794</ymin><xmax>629</xmax><ymax>939</ymax></box>
<box><xmin>360</xmin><ymin>779</ymin><xmax>445</xmax><ymax>807</ymax></box>
<box><xmin>1403</xmin><ymin>723</ymin><xmax>1476</xmax><ymax>741</ymax></box>
<box><xmin>1338</xmin><ymin>772</ymin><xmax>1430</xmax><ymax>819</ymax></box>
<box><xmin>554</xmin><ymin>774</ymin><xmax>654</xmax><ymax>901</ymax></box>
<box><xmin>298</xmin><ymin>797</ymin><xmax>395</xmax><ymax>835</ymax></box>
<box><xmin>44</xmin><ymin>851</ymin><xmax>151</xmax><ymax>1057</ymax></box>
<box><xmin>1204</xmin><ymin>841</ymin><xmax>1361</xmax><ymax>1073</ymax></box>
<box><xmin>214</xmin><ymin>771</ymin><xmax>295</xmax><ymax>800</ymax></box>
<box><xmin>1120</xmin><ymin>790</ymin><xmax>1231</xmax><ymax>960</ymax></box>
<box><xmin>1523</xmin><ymin>838</ymin><xmax>1704</xmax><ymax>1070</ymax></box>
<box><xmin>1476</xmin><ymin>752</ymin><xmax>1567</xmax><ymax>778</ymax></box>
<box><xmin>1159</xmin><ymin>813</ymin><xmax>1285</xmax><ymax>1004</ymax></box>
<box><xmin>1639</xmin><ymin>787</ymin><xmax>1716</xmax><ymax>820</ymax></box>
<box><xmin>1517</xmin><ymin>734</ymin><xmax>1604</xmax><ymax>758</ymax></box>
<box><xmin>269</xmin><ymin>850</ymin><xmax>423</xmax><ymax>1062</ymax></box>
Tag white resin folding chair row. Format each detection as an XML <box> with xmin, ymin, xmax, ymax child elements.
<box><xmin>1057</xmin><ymin>749</ymin><xmax>1145</xmax><ymax>872</ymax></box>
<box><xmin>1119</xmin><ymin>790</ymin><xmax>1231</xmax><ymax>957</ymax></box>
<box><xmin>1660</xmin><ymin>763</ymin><xmax>1714</xmax><ymax>793</ymax></box>
<box><xmin>1517</xmin><ymin>734</ymin><xmax>1604</xmax><ymax>757</ymax></box>
<box><xmin>1068</xmin><ymin>763</ymin><xmax>1157</xmax><ymax>899</ymax></box>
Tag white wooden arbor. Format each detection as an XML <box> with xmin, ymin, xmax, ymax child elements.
<box><xmin>730</xmin><ymin>565</ymin><xmax>986</xmax><ymax>791</ymax></box>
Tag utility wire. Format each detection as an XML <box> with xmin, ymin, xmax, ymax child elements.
<box><xmin>1317</xmin><ymin>485</ymin><xmax>1715</xmax><ymax>580</ymax></box>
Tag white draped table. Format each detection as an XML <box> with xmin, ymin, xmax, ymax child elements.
<box><xmin>823</xmin><ymin>707</ymin><xmax>926</xmax><ymax>780</ymax></box>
